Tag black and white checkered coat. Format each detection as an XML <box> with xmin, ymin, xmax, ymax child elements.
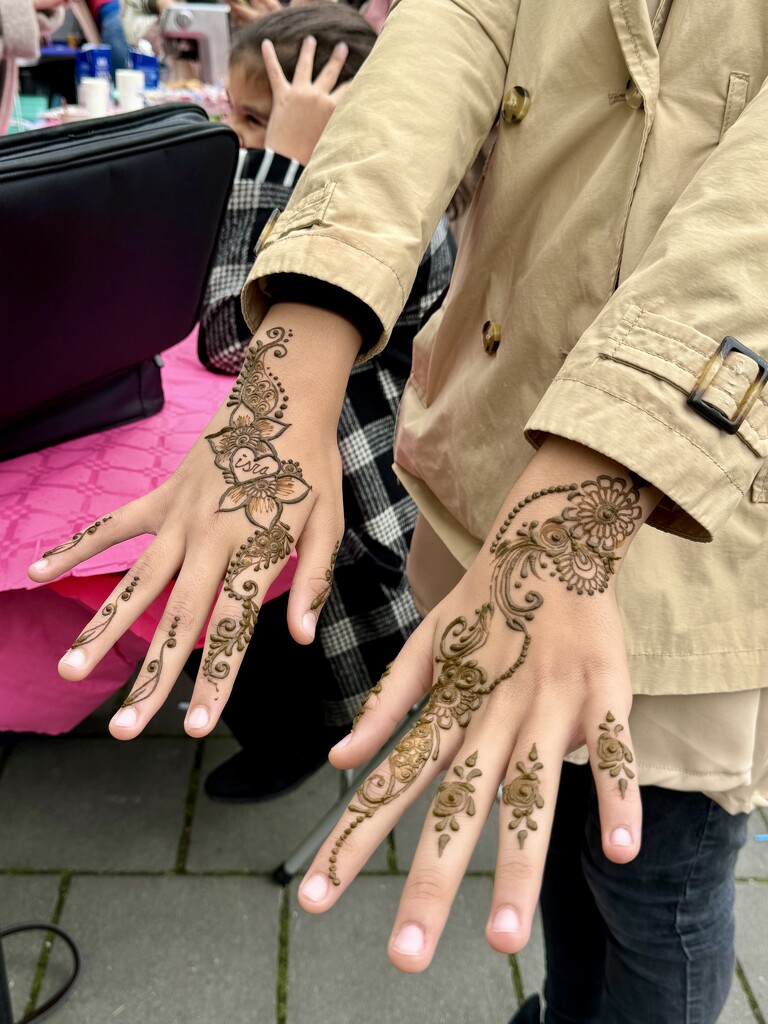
<box><xmin>199</xmin><ymin>149</ymin><xmax>456</xmax><ymax>724</ymax></box>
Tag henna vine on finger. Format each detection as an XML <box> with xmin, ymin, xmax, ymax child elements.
<box><xmin>311</xmin><ymin>540</ymin><xmax>340</xmax><ymax>612</ymax></box>
<box><xmin>353</xmin><ymin>663</ymin><xmax>392</xmax><ymax>726</ymax></box>
<box><xmin>597</xmin><ymin>711</ymin><xmax>635</xmax><ymax>798</ymax></box>
<box><xmin>328</xmin><ymin>476</ymin><xmax>641</xmax><ymax>884</ymax></box>
<box><xmin>43</xmin><ymin>515</ymin><xmax>113</xmax><ymax>558</ymax></box>
<box><xmin>433</xmin><ymin>751</ymin><xmax>481</xmax><ymax>856</ymax></box>
<box><xmin>71</xmin><ymin>575</ymin><xmax>140</xmax><ymax>649</ymax></box>
<box><xmin>201</xmin><ymin>326</ymin><xmax>311</xmax><ymax>684</ymax></box>
<box><xmin>502</xmin><ymin>744</ymin><xmax>544</xmax><ymax>849</ymax></box>
<box><xmin>122</xmin><ymin>616</ymin><xmax>180</xmax><ymax>707</ymax></box>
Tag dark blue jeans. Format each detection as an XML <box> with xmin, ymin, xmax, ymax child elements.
<box><xmin>539</xmin><ymin>763</ymin><xmax>748</xmax><ymax>1024</ymax></box>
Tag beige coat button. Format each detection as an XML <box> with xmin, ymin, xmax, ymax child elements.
<box><xmin>482</xmin><ymin>320</ymin><xmax>501</xmax><ymax>354</ymax></box>
<box><xmin>625</xmin><ymin>80</ymin><xmax>643</xmax><ymax>109</ymax></box>
<box><xmin>501</xmin><ymin>86</ymin><xmax>531</xmax><ymax>123</ymax></box>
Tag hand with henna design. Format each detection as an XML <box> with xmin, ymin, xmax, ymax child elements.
<box><xmin>297</xmin><ymin>436</ymin><xmax>660</xmax><ymax>973</ymax></box>
<box><xmin>27</xmin><ymin>304</ymin><xmax>359</xmax><ymax>740</ymax></box>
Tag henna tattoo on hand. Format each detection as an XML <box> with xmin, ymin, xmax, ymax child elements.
<box><xmin>433</xmin><ymin>751</ymin><xmax>481</xmax><ymax>856</ymax></box>
<box><xmin>203</xmin><ymin>523</ymin><xmax>293</xmax><ymax>685</ymax></box>
<box><xmin>43</xmin><ymin>515</ymin><xmax>113</xmax><ymax>557</ymax></box>
<box><xmin>502</xmin><ymin>744</ymin><xmax>544</xmax><ymax>849</ymax></box>
<box><xmin>201</xmin><ymin>326</ymin><xmax>311</xmax><ymax>683</ymax></box>
<box><xmin>597</xmin><ymin>710</ymin><xmax>635</xmax><ymax>798</ymax></box>
<box><xmin>122</xmin><ymin>616</ymin><xmax>180</xmax><ymax>707</ymax></box>
<box><xmin>328</xmin><ymin>477</ymin><xmax>641</xmax><ymax>884</ymax></box>
<box><xmin>310</xmin><ymin>540</ymin><xmax>339</xmax><ymax>612</ymax></box>
<box><xmin>71</xmin><ymin>575</ymin><xmax>139</xmax><ymax>649</ymax></box>
<box><xmin>352</xmin><ymin>663</ymin><xmax>392</xmax><ymax>726</ymax></box>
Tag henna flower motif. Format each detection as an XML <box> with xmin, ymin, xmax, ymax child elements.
<box><xmin>218</xmin><ymin>456</ymin><xmax>310</xmax><ymax>529</ymax></box>
<box><xmin>206</xmin><ymin>411</ymin><xmax>288</xmax><ymax>472</ymax></box>
<box><xmin>503</xmin><ymin>776</ymin><xmax>542</xmax><ymax>817</ymax></box>
<box><xmin>390</xmin><ymin>722</ymin><xmax>435</xmax><ymax>783</ymax></box>
<box><xmin>597</xmin><ymin>711</ymin><xmax>635</xmax><ymax>798</ymax></box>
<box><xmin>566</xmin><ymin>475</ymin><xmax>641</xmax><ymax>552</ymax></box>
<box><xmin>425</xmin><ymin>660</ymin><xmax>485</xmax><ymax>729</ymax></box>
<box><xmin>552</xmin><ymin>547</ymin><xmax>613</xmax><ymax>595</ymax></box>
<box><xmin>433</xmin><ymin>752</ymin><xmax>481</xmax><ymax>855</ymax></box>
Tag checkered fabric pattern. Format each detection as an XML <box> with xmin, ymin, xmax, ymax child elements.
<box><xmin>199</xmin><ymin>148</ymin><xmax>456</xmax><ymax>724</ymax></box>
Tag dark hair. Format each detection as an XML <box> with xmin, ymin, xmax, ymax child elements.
<box><xmin>230</xmin><ymin>4</ymin><xmax>378</xmax><ymax>84</ymax></box>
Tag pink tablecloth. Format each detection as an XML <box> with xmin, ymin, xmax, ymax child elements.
<box><xmin>0</xmin><ymin>328</ymin><xmax>295</xmax><ymax>733</ymax></box>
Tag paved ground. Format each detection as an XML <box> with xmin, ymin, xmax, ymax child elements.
<box><xmin>0</xmin><ymin>672</ymin><xmax>766</xmax><ymax>1024</ymax></box>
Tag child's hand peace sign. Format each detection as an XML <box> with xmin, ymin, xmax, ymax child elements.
<box><xmin>262</xmin><ymin>35</ymin><xmax>350</xmax><ymax>165</ymax></box>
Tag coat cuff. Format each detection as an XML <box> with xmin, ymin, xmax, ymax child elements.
<box><xmin>242</xmin><ymin>230</ymin><xmax>406</xmax><ymax>363</ymax></box>
<box><xmin>525</xmin><ymin>303</ymin><xmax>768</xmax><ymax>542</ymax></box>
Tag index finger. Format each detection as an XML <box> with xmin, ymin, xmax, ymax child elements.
<box><xmin>260</xmin><ymin>38</ymin><xmax>289</xmax><ymax>91</ymax></box>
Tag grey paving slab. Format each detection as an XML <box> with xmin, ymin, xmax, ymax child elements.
<box><xmin>0</xmin><ymin>875</ymin><xmax>61</xmax><ymax>1021</ymax></box>
<box><xmin>735</xmin><ymin>882</ymin><xmax>768</xmax><ymax>1017</ymax></box>
<box><xmin>287</xmin><ymin>875</ymin><xmax>516</xmax><ymax>1024</ymax></box>
<box><xmin>393</xmin><ymin>782</ymin><xmax>500</xmax><ymax>873</ymax></box>
<box><xmin>187</xmin><ymin>738</ymin><xmax>388</xmax><ymax>875</ymax></box>
<box><xmin>737</xmin><ymin>813</ymin><xmax>768</xmax><ymax>879</ymax></box>
<box><xmin>49</xmin><ymin>875</ymin><xmax>280</xmax><ymax>1024</ymax></box>
<box><xmin>718</xmin><ymin>974</ymin><xmax>760</xmax><ymax>1024</ymax></box>
<box><xmin>0</xmin><ymin>737</ymin><xmax>195</xmax><ymax>871</ymax></box>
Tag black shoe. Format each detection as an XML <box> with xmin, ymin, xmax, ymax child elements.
<box><xmin>204</xmin><ymin>726</ymin><xmax>349</xmax><ymax>804</ymax></box>
<box><xmin>507</xmin><ymin>994</ymin><xmax>541</xmax><ymax>1024</ymax></box>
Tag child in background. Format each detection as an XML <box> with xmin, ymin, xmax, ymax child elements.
<box><xmin>194</xmin><ymin>4</ymin><xmax>456</xmax><ymax>800</ymax></box>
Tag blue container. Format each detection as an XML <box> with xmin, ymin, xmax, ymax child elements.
<box><xmin>129</xmin><ymin>50</ymin><xmax>160</xmax><ymax>91</ymax></box>
<box><xmin>75</xmin><ymin>44</ymin><xmax>113</xmax><ymax>83</ymax></box>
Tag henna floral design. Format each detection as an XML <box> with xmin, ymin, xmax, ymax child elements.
<box><xmin>43</xmin><ymin>515</ymin><xmax>113</xmax><ymax>558</ymax></box>
<box><xmin>122</xmin><ymin>616</ymin><xmax>180</xmax><ymax>707</ymax></box>
<box><xmin>353</xmin><ymin>664</ymin><xmax>391</xmax><ymax>726</ymax></box>
<box><xmin>433</xmin><ymin>751</ymin><xmax>481</xmax><ymax>856</ymax></box>
<box><xmin>201</xmin><ymin>326</ymin><xmax>311</xmax><ymax>683</ymax></box>
<box><xmin>502</xmin><ymin>744</ymin><xmax>544</xmax><ymax>849</ymax></box>
<box><xmin>203</xmin><ymin>522</ymin><xmax>293</xmax><ymax>685</ymax></box>
<box><xmin>597</xmin><ymin>710</ymin><xmax>635</xmax><ymax>798</ymax></box>
<box><xmin>311</xmin><ymin>540</ymin><xmax>339</xmax><ymax>612</ymax></box>
<box><xmin>327</xmin><ymin>477</ymin><xmax>642</xmax><ymax>885</ymax></box>
<box><xmin>71</xmin><ymin>575</ymin><xmax>139</xmax><ymax>649</ymax></box>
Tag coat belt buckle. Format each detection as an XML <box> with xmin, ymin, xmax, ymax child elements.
<box><xmin>687</xmin><ymin>336</ymin><xmax>768</xmax><ymax>434</ymax></box>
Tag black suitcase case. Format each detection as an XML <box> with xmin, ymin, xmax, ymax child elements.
<box><xmin>0</xmin><ymin>104</ymin><xmax>239</xmax><ymax>460</ymax></box>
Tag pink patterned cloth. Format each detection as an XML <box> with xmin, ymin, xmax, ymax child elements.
<box><xmin>0</xmin><ymin>328</ymin><xmax>295</xmax><ymax>733</ymax></box>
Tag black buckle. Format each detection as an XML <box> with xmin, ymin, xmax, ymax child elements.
<box><xmin>687</xmin><ymin>336</ymin><xmax>768</xmax><ymax>434</ymax></box>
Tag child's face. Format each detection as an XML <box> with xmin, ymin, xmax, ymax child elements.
<box><xmin>225</xmin><ymin>61</ymin><xmax>272</xmax><ymax>149</ymax></box>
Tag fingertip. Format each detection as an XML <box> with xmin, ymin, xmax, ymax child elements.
<box><xmin>109</xmin><ymin>705</ymin><xmax>141</xmax><ymax>740</ymax></box>
<box><xmin>389</xmin><ymin>923</ymin><xmax>432</xmax><ymax>974</ymax></box>
<box><xmin>603</xmin><ymin>825</ymin><xmax>640</xmax><ymax>863</ymax></box>
<box><xmin>298</xmin><ymin>872</ymin><xmax>332</xmax><ymax>913</ymax></box>
<box><xmin>485</xmin><ymin>906</ymin><xmax>530</xmax><ymax>954</ymax></box>
<box><xmin>28</xmin><ymin>558</ymin><xmax>50</xmax><ymax>579</ymax></box>
<box><xmin>302</xmin><ymin>610</ymin><xmax>317</xmax><ymax>641</ymax></box>
<box><xmin>58</xmin><ymin>647</ymin><xmax>88</xmax><ymax>680</ymax></box>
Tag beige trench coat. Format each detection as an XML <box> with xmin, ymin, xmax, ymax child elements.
<box><xmin>244</xmin><ymin>0</ymin><xmax>768</xmax><ymax>810</ymax></box>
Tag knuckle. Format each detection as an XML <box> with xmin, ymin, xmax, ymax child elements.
<box><xmin>402</xmin><ymin>867</ymin><xmax>446</xmax><ymax>907</ymax></box>
<box><xmin>495</xmin><ymin>853</ymin><xmax>536</xmax><ymax>888</ymax></box>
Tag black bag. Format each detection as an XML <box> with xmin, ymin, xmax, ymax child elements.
<box><xmin>0</xmin><ymin>104</ymin><xmax>239</xmax><ymax>461</ymax></box>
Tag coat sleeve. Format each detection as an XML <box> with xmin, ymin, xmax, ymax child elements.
<box><xmin>526</xmin><ymin>78</ymin><xmax>768</xmax><ymax>543</ymax></box>
<box><xmin>241</xmin><ymin>0</ymin><xmax>517</xmax><ymax>359</ymax></box>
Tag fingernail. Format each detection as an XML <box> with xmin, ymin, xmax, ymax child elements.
<box><xmin>336</xmin><ymin>41</ymin><xmax>348</xmax><ymax>51</ymax></box>
<box><xmin>392</xmin><ymin>923</ymin><xmax>425</xmax><ymax>956</ymax></box>
<box><xmin>111</xmin><ymin>706</ymin><xmax>138</xmax><ymax>728</ymax></box>
<box><xmin>60</xmin><ymin>648</ymin><xmax>86</xmax><ymax>669</ymax></box>
<box><xmin>31</xmin><ymin>558</ymin><xmax>49</xmax><ymax>572</ymax></box>
<box><xmin>330</xmin><ymin>732</ymin><xmax>352</xmax><ymax>753</ymax></box>
<box><xmin>611</xmin><ymin>827</ymin><xmax>632</xmax><ymax>847</ymax></box>
<box><xmin>302</xmin><ymin>612</ymin><xmax>316</xmax><ymax>640</ymax></box>
<box><xmin>301</xmin><ymin>874</ymin><xmax>328</xmax><ymax>903</ymax></box>
<box><xmin>187</xmin><ymin>706</ymin><xmax>209</xmax><ymax>730</ymax></box>
<box><xmin>491</xmin><ymin>907</ymin><xmax>520</xmax><ymax>934</ymax></box>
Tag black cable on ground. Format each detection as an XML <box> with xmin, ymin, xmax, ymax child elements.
<box><xmin>0</xmin><ymin>923</ymin><xmax>81</xmax><ymax>1024</ymax></box>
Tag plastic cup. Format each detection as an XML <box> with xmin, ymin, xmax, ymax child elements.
<box><xmin>80</xmin><ymin>76</ymin><xmax>110</xmax><ymax>118</ymax></box>
<box><xmin>116</xmin><ymin>68</ymin><xmax>146</xmax><ymax>112</ymax></box>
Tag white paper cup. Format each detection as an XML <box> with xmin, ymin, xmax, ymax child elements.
<box><xmin>116</xmin><ymin>68</ymin><xmax>145</xmax><ymax>112</ymax></box>
<box><xmin>80</xmin><ymin>76</ymin><xmax>111</xmax><ymax>118</ymax></box>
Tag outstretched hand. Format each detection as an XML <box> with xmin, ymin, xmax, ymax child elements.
<box><xmin>28</xmin><ymin>306</ymin><xmax>360</xmax><ymax>739</ymax></box>
<box><xmin>262</xmin><ymin>35</ymin><xmax>350</xmax><ymax>166</ymax></box>
<box><xmin>296</xmin><ymin>438</ymin><xmax>659</xmax><ymax>972</ymax></box>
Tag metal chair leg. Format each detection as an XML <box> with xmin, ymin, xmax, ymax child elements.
<box><xmin>273</xmin><ymin>702</ymin><xmax>424</xmax><ymax>885</ymax></box>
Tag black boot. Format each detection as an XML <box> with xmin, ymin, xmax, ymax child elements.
<box><xmin>507</xmin><ymin>994</ymin><xmax>541</xmax><ymax>1024</ymax></box>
